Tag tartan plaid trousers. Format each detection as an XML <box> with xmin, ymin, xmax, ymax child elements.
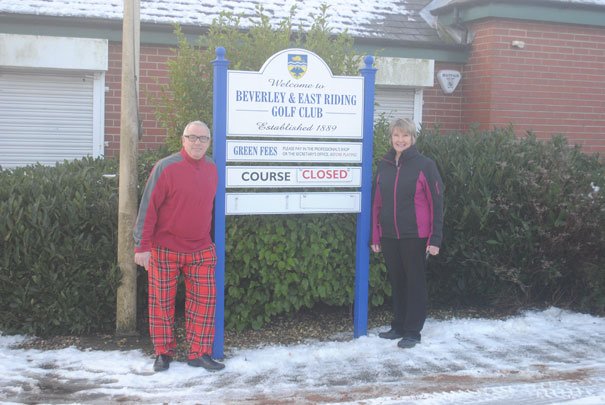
<box><xmin>148</xmin><ymin>244</ymin><xmax>217</xmax><ymax>360</ymax></box>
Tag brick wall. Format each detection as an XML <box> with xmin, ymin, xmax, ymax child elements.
<box><xmin>105</xmin><ymin>46</ymin><xmax>468</xmax><ymax>155</ymax></box>
<box><xmin>104</xmin><ymin>43</ymin><xmax>174</xmax><ymax>157</ymax></box>
<box><xmin>103</xmin><ymin>19</ymin><xmax>605</xmax><ymax>156</ymax></box>
<box><xmin>462</xmin><ymin>19</ymin><xmax>605</xmax><ymax>155</ymax></box>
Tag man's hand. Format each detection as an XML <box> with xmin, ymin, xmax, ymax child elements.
<box><xmin>371</xmin><ymin>244</ymin><xmax>381</xmax><ymax>253</ymax></box>
<box><xmin>134</xmin><ymin>251</ymin><xmax>151</xmax><ymax>269</ymax></box>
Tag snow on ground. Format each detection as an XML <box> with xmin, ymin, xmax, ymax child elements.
<box><xmin>1</xmin><ymin>307</ymin><xmax>604</xmax><ymax>404</ymax></box>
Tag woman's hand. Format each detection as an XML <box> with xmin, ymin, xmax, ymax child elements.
<box><xmin>426</xmin><ymin>245</ymin><xmax>440</xmax><ymax>256</ymax></box>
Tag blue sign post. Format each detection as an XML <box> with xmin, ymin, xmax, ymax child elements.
<box><xmin>212</xmin><ymin>47</ymin><xmax>229</xmax><ymax>359</ymax></box>
<box><xmin>354</xmin><ymin>56</ymin><xmax>377</xmax><ymax>338</ymax></box>
<box><xmin>212</xmin><ymin>47</ymin><xmax>375</xmax><ymax>358</ymax></box>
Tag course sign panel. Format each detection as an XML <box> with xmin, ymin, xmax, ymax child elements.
<box><xmin>227</xmin><ymin>166</ymin><xmax>361</xmax><ymax>188</ymax></box>
<box><xmin>227</xmin><ymin>48</ymin><xmax>364</xmax><ymax>139</ymax></box>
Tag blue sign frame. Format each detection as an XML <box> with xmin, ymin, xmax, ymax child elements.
<box><xmin>212</xmin><ymin>47</ymin><xmax>376</xmax><ymax>358</ymax></box>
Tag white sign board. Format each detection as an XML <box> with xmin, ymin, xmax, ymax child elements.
<box><xmin>226</xmin><ymin>140</ymin><xmax>362</xmax><ymax>163</ymax></box>
<box><xmin>226</xmin><ymin>166</ymin><xmax>361</xmax><ymax>188</ymax></box>
<box><xmin>226</xmin><ymin>192</ymin><xmax>361</xmax><ymax>215</ymax></box>
<box><xmin>228</xmin><ymin>49</ymin><xmax>364</xmax><ymax>139</ymax></box>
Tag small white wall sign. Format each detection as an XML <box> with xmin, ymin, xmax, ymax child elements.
<box><xmin>436</xmin><ymin>69</ymin><xmax>461</xmax><ymax>94</ymax></box>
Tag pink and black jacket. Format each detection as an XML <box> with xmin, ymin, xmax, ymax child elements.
<box><xmin>372</xmin><ymin>145</ymin><xmax>444</xmax><ymax>247</ymax></box>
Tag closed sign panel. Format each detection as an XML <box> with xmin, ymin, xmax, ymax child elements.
<box><xmin>227</xmin><ymin>166</ymin><xmax>361</xmax><ymax>188</ymax></box>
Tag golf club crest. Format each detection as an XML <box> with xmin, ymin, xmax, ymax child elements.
<box><xmin>288</xmin><ymin>54</ymin><xmax>308</xmax><ymax>79</ymax></box>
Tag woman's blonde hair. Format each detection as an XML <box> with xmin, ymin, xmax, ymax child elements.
<box><xmin>389</xmin><ymin>118</ymin><xmax>417</xmax><ymax>145</ymax></box>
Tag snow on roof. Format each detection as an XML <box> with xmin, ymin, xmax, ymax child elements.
<box><xmin>0</xmin><ymin>0</ymin><xmax>442</xmax><ymax>42</ymax></box>
<box><xmin>431</xmin><ymin>0</ymin><xmax>605</xmax><ymax>12</ymax></box>
<box><xmin>3</xmin><ymin>0</ymin><xmax>603</xmax><ymax>43</ymax></box>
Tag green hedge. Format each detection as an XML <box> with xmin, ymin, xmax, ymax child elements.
<box><xmin>417</xmin><ymin>126</ymin><xmax>605</xmax><ymax>312</ymax></box>
<box><xmin>0</xmin><ymin>158</ymin><xmax>120</xmax><ymax>336</ymax></box>
<box><xmin>223</xmin><ymin>214</ymin><xmax>390</xmax><ymax>330</ymax></box>
<box><xmin>1</xmin><ymin>127</ymin><xmax>604</xmax><ymax>336</ymax></box>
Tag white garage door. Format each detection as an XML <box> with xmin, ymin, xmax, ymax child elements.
<box><xmin>0</xmin><ymin>69</ymin><xmax>97</xmax><ymax>169</ymax></box>
<box><xmin>374</xmin><ymin>87</ymin><xmax>418</xmax><ymax>122</ymax></box>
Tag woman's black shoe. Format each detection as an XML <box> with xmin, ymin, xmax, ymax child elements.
<box><xmin>397</xmin><ymin>336</ymin><xmax>421</xmax><ymax>348</ymax></box>
<box><xmin>378</xmin><ymin>329</ymin><xmax>403</xmax><ymax>340</ymax></box>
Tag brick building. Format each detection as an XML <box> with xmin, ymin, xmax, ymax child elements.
<box><xmin>0</xmin><ymin>0</ymin><xmax>604</xmax><ymax>168</ymax></box>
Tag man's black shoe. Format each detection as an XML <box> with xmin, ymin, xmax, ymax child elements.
<box><xmin>397</xmin><ymin>336</ymin><xmax>420</xmax><ymax>349</ymax></box>
<box><xmin>378</xmin><ymin>329</ymin><xmax>403</xmax><ymax>340</ymax></box>
<box><xmin>153</xmin><ymin>354</ymin><xmax>172</xmax><ymax>372</ymax></box>
<box><xmin>187</xmin><ymin>354</ymin><xmax>225</xmax><ymax>371</ymax></box>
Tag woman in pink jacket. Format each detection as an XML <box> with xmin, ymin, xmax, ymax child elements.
<box><xmin>371</xmin><ymin>118</ymin><xmax>444</xmax><ymax>348</ymax></box>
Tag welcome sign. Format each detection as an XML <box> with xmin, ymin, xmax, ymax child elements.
<box><xmin>212</xmin><ymin>46</ymin><xmax>377</xmax><ymax>357</ymax></box>
<box><xmin>227</xmin><ymin>49</ymin><xmax>364</xmax><ymax>138</ymax></box>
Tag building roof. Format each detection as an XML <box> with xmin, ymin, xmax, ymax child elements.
<box><xmin>0</xmin><ymin>0</ymin><xmax>446</xmax><ymax>45</ymax></box>
<box><xmin>432</xmin><ymin>0</ymin><xmax>605</xmax><ymax>13</ymax></box>
<box><xmin>3</xmin><ymin>0</ymin><xmax>602</xmax><ymax>50</ymax></box>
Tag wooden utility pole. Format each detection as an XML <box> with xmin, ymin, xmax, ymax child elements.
<box><xmin>116</xmin><ymin>0</ymin><xmax>140</xmax><ymax>335</ymax></box>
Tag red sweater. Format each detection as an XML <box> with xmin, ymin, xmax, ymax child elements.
<box><xmin>134</xmin><ymin>149</ymin><xmax>218</xmax><ymax>253</ymax></box>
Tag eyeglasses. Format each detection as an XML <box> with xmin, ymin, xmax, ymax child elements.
<box><xmin>183</xmin><ymin>134</ymin><xmax>211</xmax><ymax>143</ymax></box>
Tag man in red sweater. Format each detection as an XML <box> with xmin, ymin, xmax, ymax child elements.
<box><xmin>134</xmin><ymin>120</ymin><xmax>224</xmax><ymax>372</ymax></box>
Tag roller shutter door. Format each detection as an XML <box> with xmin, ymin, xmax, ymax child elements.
<box><xmin>374</xmin><ymin>87</ymin><xmax>416</xmax><ymax>122</ymax></box>
<box><xmin>0</xmin><ymin>69</ymin><xmax>94</xmax><ymax>169</ymax></box>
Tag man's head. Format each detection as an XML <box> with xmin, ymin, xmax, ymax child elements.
<box><xmin>181</xmin><ymin>121</ymin><xmax>211</xmax><ymax>160</ymax></box>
